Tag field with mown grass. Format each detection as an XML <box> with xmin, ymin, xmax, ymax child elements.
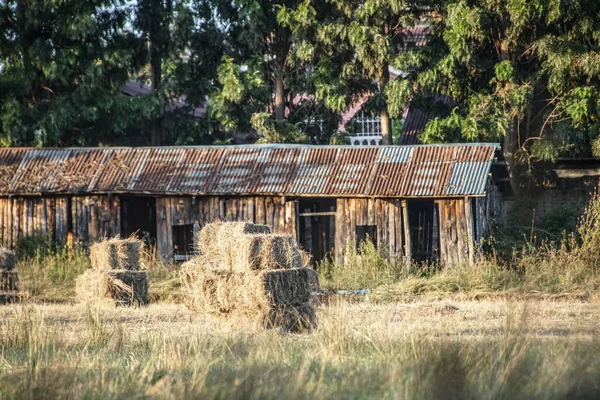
<box><xmin>1</xmin><ymin>299</ymin><xmax>600</xmax><ymax>399</ymax></box>
<box><xmin>5</xmin><ymin>196</ymin><xmax>600</xmax><ymax>398</ymax></box>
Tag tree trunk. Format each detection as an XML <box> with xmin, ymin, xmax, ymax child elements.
<box><xmin>149</xmin><ymin>24</ymin><xmax>163</xmax><ymax>146</ymax></box>
<box><xmin>380</xmin><ymin>110</ymin><xmax>391</xmax><ymax>145</ymax></box>
<box><xmin>274</xmin><ymin>64</ymin><xmax>285</xmax><ymax>122</ymax></box>
<box><xmin>378</xmin><ymin>68</ymin><xmax>392</xmax><ymax>145</ymax></box>
<box><xmin>503</xmin><ymin>117</ymin><xmax>526</xmax><ymax>197</ymax></box>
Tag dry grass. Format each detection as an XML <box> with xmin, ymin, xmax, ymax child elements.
<box><xmin>0</xmin><ymin>300</ymin><xmax>600</xmax><ymax>399</ymax></box>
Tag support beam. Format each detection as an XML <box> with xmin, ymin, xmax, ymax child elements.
<box><xmin>401</xmin><ymin>200</ymin><xmax>411</xmax><ymax>269</ymax></box>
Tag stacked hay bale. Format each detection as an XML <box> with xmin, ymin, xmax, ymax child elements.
<box><xmin>76</xmin><ymin>238</ymin><xmax>148</xmax><ymax>305</ymax></box>
<box><xmin>182</xmin><ymin>222</ymin><xmax>318</xmax><ymax>332</ymax></box>
<box><xmin>0</xmin><ymin>248</ymin><xmax>20</xmax><ymax>304</ymax></box>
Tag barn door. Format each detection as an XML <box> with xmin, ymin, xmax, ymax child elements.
<box><xmin>407</xmin><ymin>199</ymin><xmax>439</xmax><ymax>262</ymax></box>
<box><xmin>298</xmin><ymin>198</ymin><xmax>336</xmax><ymax>265</ymax></box>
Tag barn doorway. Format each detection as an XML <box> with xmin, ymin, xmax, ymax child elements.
<box><xmin>120</xmin><ymin>196</ymin><xmax>157</xmax><ymax>250</ymax></box>
<box><xmin>298</xmin><ymin>198</ymin><xmax>336</xmax><ymax>265</ymax></box>
<box><xmin>407</xmin><ymin>199</ymin><xmax>439</xmax><ymax>262</ymax></box>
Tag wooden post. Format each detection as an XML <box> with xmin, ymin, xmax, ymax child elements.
<box><xmin>401</xmin><ymin>200</ymin><xmax>411</xmax><ymax>270</ymax></box>
<box><xmin>464</xmin><ymin>196</ymin><xmax>475</xmax><ymax>264</ymax></box>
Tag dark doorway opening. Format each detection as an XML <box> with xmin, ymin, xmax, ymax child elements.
<box><xmin>172</xmin><ymin>224</ymin><xmax>194</xmax><ymax>259</ymax></box>
<box><xmin>120</xmin><ymin>196</ymin><xmax>157</xmax><ymax>250</ymax></box>
<box><xmin>298</xmin><ymin>198</ymin><xmax>336</xmax><ymax>265</ymax></box>
<box><xmin>407</xmin><ymin>199</ymin><xmax>439</xmax><ymax>262</ymax></box>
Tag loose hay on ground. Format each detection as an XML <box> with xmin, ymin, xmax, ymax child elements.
<box><xmin>0</xmin><ymin>248</ymin><xmax>16</xmax><ymax>270</ymax></box>
<box><xmin>89</xmin><ymin>238</ymin><xmax>144</xmax><ymax>271</ymax></box>
<box><xmin>76</xmin><ymin>269</ymin><xmax>148</xmax><ymax>305</ymax></box>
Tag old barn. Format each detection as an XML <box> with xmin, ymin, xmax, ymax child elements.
<box><xmin>0</xmin><ymin>144</ymin><xmax>510</xmax><ymax>265</ymax></box>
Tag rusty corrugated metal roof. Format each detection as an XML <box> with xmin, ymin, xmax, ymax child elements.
<box><xmin>0</xmin><ymin>144</ymin><xmax>503</xmax><ymax>198</ymax></box>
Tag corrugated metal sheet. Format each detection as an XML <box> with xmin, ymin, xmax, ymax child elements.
<box><xmin>398</xmin><ymin>94</ymin><xmax>454</xmax><ymax>146</ymax></box>
<box><xmin>0</xmin><ymin>143</ymin><xmax>502</xmax><ymax>198</ymax></box>
<box><xmin>0</xmin><ymin>148</ymin><xmax>27</xmax><ymax>191</ymax></box>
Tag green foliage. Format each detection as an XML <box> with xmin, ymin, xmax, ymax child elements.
<box><xmin>0</xmin><ymin>0</ymin><xmax>154</xmax><ymax>146</ymax></box>
<box><xmin>211</xmin><ymin>57</ymin><xmax>269</xmax><ymax>132</ymax></box>
<box><xmin>390</xmin><ymin>0</ymin><xmax>600</xmax><ymax>178</ymax></box>
<box><xmin>250</xmin><ymin>112</ymin><xmax>306</xmax><ymax>143</ymax></box>
<box><xmin>15</xmin><ymin>232</ymin><xmax>54</xmax><ymax>260</ymax></box>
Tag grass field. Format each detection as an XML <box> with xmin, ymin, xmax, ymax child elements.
<box><xmin>1</xmin><ymin>299</ymin><xmax>600</xmax><ymax>399</ymax></box>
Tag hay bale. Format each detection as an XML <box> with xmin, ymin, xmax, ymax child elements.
<box><xmin>199</xmin><ymin>233</ymin><xmax>302</xmax><ymax>272</ymax></box>
<box><xmin>0</xmin><ymin>291</ymin><xmax>21</xmax><ymax>305</ymax></box>
<box><xmin>196</xmin><ymin>221</ymin><xmax>271</xmax><ymax>252</ymax></box>
<box><xmin>306</xmin><ymin>268</ymin><xmax>320</xmax><ymax>291</ymax></box>
<box><xmin>76</xmin><ymin>269</ymin><xmax>148</xmax><ymax>305</ymax></box>
<box><xmin>0</xmin><ymin>248</ymin><xmax>16</xmax><ymax>270</ymax></box>
<box><xmin>0</xmin><ymin>270</ymin><xmax>19</xmax><ymax>292</ymax></box>
<box><xmin>264</xmin><ymin>303</ymin><xmax>318</xmax><ymax>333</ymax></box>
<box><xmin>262</xmin><ymin>268</ymin><xmax>312</xmax><ymax>305</ymax></box>
<box><xmin>182</xmin><ymin>258</ymin><xmax>312</xmax><ymax>312</ymax></box>
<box><xmin>89</xmin><ymin>237</ymin><xmax>143</xmax><ymax>271</ymax></box>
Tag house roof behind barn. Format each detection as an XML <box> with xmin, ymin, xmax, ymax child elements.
<box><xmin>0</xmin><ymin>144</ymin><xmax>507</xmax><ymax>198</ymax></box>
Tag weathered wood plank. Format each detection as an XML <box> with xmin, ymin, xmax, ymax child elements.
<box><xmin>464</xmin><ymin>196</ymin><xmax>474</xmax><ymax>264</ymax></box>
<box><xmin>401</xmin><ymin>200</ymin><xmax>411</xmax><ymax>265</ymax></box>
<box><xmin>334</xmin><ymin>198</ymin><xmax>345</xmax><ymax>263</ymax></box>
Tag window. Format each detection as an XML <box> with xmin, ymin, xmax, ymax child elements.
<box><xmin>356</xmin><ymin>225</ymin><xmax>377</xmax><ymax>250</ymax></box>
<box><xmin>172</xmin><ymin>224</ymin><xmax>194</xmax><ymax>258</ymax></box>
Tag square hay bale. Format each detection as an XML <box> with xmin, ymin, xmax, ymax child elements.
<box><xmin>0</xmin><ymin>248</ymin><xmax>16</xmax><ymax>270</ymax></box>
<box><xmin>182</xmin><ymin>257</ymin><xmax>315</xmax><ymax>331</ymax></box>
<box><xmin>261</xmin><ymin>268</ymin><xmax>312</xmax><ymax>305</ymax></box>
<box><xmin>89</xmin><ymin>238</ymin><xmax>143</xmax><ymax>271</ymax></box>
<box><xmin>199</xmin><ymin>233</ymin><xmax>303</xmax><ymax>272</ymax></box>
<box><xmin>306</xmin><ymin>268</ymin><xmax>320</xmax><ymax>291</ymax></box>
<box><xmin>196</xmin><ymin>221</ymin><xmax>271</xmax><ymax>253</ymax></box>
<box><xmin>76</xmin><ymin>269</ymin><xmax>148</xmax><ymax>305</ymax></box>
<box><xmin>0</xmin><ymin>291</ymin><xmax>21</xmax><ymax>305</ymax></box>
<box><xmin>0</xmin><ymin>270</ymin><xmax>19</xmax><ymax>292</ymax></box>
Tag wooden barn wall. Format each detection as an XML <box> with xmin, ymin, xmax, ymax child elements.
<box><xmin>0</xmin><ymin>196</ymin><xmax>119</xmax><ymax>250</ymax></box>
<box><xmin>0</xmin><ymin>196</ymin><xmax>67</xmax><ymax>248</ymax></box>
<box><xmin>334</xmin><ymin>198</ymin><xmax>405</xmax><ymax>263</ymax></box>
<box><xmin>435</xmin><ymin>198</ymin><xmax>475</xmax><ymax>266</ymax></box>
<box><xmin>473</xmin><ymin>178</ymin><xmax>503</xmax><ymax>244</ymax></box>
<box><xmin>156</xmin><ymin>196</ymin><xmax>296</xmax><ymax>259</ymax></box>
<box><xmin>71</xmin><ymin>196</ymin><xmax>120</xmax><ymax>246</ymax></box>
